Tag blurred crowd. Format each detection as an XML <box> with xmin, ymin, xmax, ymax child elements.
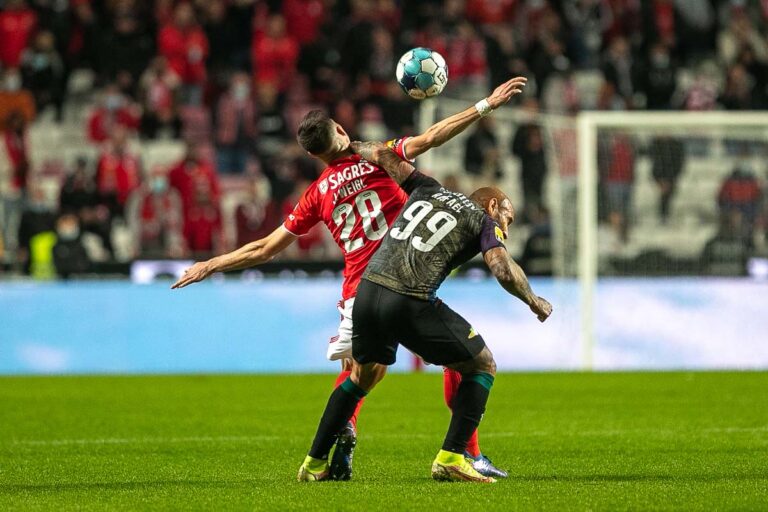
<box><xmin>1</xmin><ymin>0</ymin><xmax>767</xmax><ymax>277</ymax></box>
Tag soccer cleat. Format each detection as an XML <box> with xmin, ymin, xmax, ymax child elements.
<box><xmin>466</xmin><ymin>452</ymin><xmax>509</xmax><ymax>479</ymax></box>
<box><xmin>431</xmin><ymin>449</ymin><xmax>496</xmax><ymax>483</ymax></box>
<box><xmin>297</xmin><ymin>455</ymin><xmax>330</xmax><ymax>482</ymax></box>
<box><xmin>328</xmin><ymin>422</ymin><xmax>357</xmax><ymax>481</ymax></box>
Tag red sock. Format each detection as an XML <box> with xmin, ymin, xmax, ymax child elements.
<box><xmin>334</xmin><ymin>370</ymin><xmax>363</xmax><ymax>430</ymax></box>
<box><xmin>443</xmin><ymin>368</ymin><xmax>481</xmax><ymax>458</ymax></box>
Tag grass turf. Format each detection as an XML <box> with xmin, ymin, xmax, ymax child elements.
<box><xmin>1</xmin><ymin>372</ymin><xmax>767</xmax><ymax>511</ymax></box>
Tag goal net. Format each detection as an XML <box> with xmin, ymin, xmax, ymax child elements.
<box><xmin>419</xmin><ymin>100</ymin><xmax>768</xmax><ymax>370</ymax></box>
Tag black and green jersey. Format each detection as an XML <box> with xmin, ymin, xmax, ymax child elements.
<box><xmin>363</xmin><ymin>172</ymin><xmax>505</xmax><ymax>300</ymax></box>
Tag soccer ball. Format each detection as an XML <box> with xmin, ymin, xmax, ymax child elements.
<box><xmin>396</xmin><ymin>47</ymin><xmax>449</xmax><ymax>100</ymax></box>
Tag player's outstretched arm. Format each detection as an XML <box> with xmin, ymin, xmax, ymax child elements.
<box><xmin>171</xmin><ymin>226</ymin><xmax>297</xmax><ymax>289</ymax></box>
<box><xmin>405</xmin><ymin>76</ymin><xmax>527</xmax><ymax>159</ymax></box>
<box><xmin>351</xmin><ymin>141</ymin><xmax>416</xmax><ymax>185</ymax></box>
<box><xmin>483</xmin><ymin>246</ymin><xmax>552</xmax><ymax>322</ymax></box>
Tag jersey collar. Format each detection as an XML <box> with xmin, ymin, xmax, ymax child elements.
<box><xmin>327</xmin><ymin>153</ymin><xmax>360</xmax><ymax>166</ymax></box>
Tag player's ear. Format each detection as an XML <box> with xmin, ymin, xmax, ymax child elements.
<box><xmin>488</xmin><ymin>197</ymin><xmax>499</xmax><ymax>215</ymax></box>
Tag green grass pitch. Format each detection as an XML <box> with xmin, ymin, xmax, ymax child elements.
<box><xmin>2</xmin><ymin>372</ymin><xmax>767</xmax><ymax>511</ymax></box>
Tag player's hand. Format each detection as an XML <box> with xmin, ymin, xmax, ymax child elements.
<box><xmin>530</xmin><ymin>296</ymin><xmax>552</xmax><ymax>323</ymax></box>
<box><xmin>486</xmin><ymin>76</ymin><xmax>527</xmax><ymax>110</ymax></box>
<box><xmin>351</xmin><ymin>140</ymin><xmax>389</xmax><ymax>163</ymax></box>
<box><xmin>171</xmin><ymin>261</ymin><xmax>214</xmax><ymax>289</ymax></box>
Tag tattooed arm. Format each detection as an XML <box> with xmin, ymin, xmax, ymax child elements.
<box><xmin>483</xmin><ymin>246</ymin><xmax>552</xmax><ymax>322</ymax></box>
<box><xmin>351</xmin><ymin>141</ymin><xmax>416</xmax><ymax>185</ymax></box>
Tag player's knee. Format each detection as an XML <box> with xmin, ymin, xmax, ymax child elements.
<box><xmin>472</xmin><ymin>347</ymin><xmax>496</xmax><ymax>376</ymax></box>
<box><xmin>350</xmin><ymin>362</ymin><xmax>383</xmax><ymax>392</ymax></box>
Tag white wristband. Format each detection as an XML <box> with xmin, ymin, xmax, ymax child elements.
<box><xmin>475</xmin><ymin>98</ymin><xmax>493</xmax><ymax>117</ymax></box>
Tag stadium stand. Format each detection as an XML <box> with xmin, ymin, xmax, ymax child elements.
<box><xmin>0</xmin><ymin>0</ymin><xmax>766</xmax><ymax>277</ymax></box>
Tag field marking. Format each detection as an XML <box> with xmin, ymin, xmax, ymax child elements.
<box><xmin>481</xmin><ymin>426</ymin><xmax>768</xmax><ymax>438</ymax></box>
<box><xmin>9</xmin><ymin>427</ymin><xmax>766</xmax><ymax>447</ymax></box>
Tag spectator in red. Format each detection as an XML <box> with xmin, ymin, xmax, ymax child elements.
<box><xmin>158</xmin><ymin>2</ymin><xmax>209</xmax><ymax>105</ymax></box>
<box><xmin>446</xmin><ymin>21</ymin><xmax>487</xmax><ymax>84</ymax></box>
<box><xmin>126</xmin><ymin>165</ymin><xmax>186</xmax><ymax>258</ymax></box>
<box><xmin>95</xmin><ymin>127</ymin><xmax>141</xmax><ymax>217</ymax></box>
<box><xmin>282</xmin><ymin>0</ymin><xmax>325</xmax><ymax>46</ymax></box>
<box><xmin>138</xmin><ymin>57</ymin><xmax>182</xmax><ymax>139</ymax></box>
<box><xmin>87</xmin><ymin>84</ymin><xmax>140</xmax><ymax>143</ymax></box>
<box><xmin>413</xmin><ymin>19</ymin><xmax>449</xmax><ymax>58</ymax></box>
<box><xmin>466</xmin><ymin>0</ymin><xmax>517</xmax><ymax>26</ymax></box>
<box><xmin>1</xmin><ymin>110</ymin><xmax>30</xmax><ymax>194</ymax></box>
<box><xmin>0</xmin><ymin>0</ymin><xmax>38</xmax><ymax>69</ymax></box>
<box><xmin>718</xmin><ymin>164</ymin><xmax>762</xmax><ymax>232</ymax></box>
<box><xmin>215</xmin><ymin>72</ymin><xmax>256</xmax><ymax>174</ymax></box>
<box><xmin>642</xmin><ymin>0</ymin><xmax>677</xmax><ymax>52</ymax></box>
<box><xmin>599</xmin><ymin>133</ymin><xmax>635</xmax><ymax>243</ymax></box>
<box><xmin>168</xmin><ymin>144</ymin><xmax>221</xmax><ymax>219</ymax></box>
<box><xmin>183</xmin><ymin>178</ymin><xmax>222</xmax><ymax>256</ymax></box>
<box><xmin>1</xmin><ymin>110</ymin><xmax>30</xmax><ymax>258</ymax></box>
<box><xmin>251</xmin><ymin>14</ymin><xmax>299</xmax><ymax>93</ymax></box>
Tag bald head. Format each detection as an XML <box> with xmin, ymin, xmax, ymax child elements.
<box><xmin>470</xmin><ymin>186</ymin><xmax>515</xmax><ymax>239</ymax></box>
<box><xmin>469</xmin><ymin>187</ymin><xmax>508</xmax><ymax>210</ymax></box>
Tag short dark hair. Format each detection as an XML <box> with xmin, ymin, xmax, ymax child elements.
<box><xmin>297</xmin><ymin>110</ymin><xmax>334</xmax><ymax>155</ymax></box>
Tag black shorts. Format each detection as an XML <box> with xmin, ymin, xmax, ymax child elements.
<box><xmin>352</xmin><ymin>279</ymin><xmax>487</xmax><ymax>366</ymax></box>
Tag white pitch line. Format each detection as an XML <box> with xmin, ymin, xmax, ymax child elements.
<box><xmin>9</xmin><ymin>427</ymin><xmax>767</xmax><ymax>447</ymax></box>
<box><xmin>480</xmin><ymin>426</ymin><xmax>768</xmax><ymax>438</ymax></box>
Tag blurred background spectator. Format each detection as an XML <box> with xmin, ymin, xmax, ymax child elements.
<box><xmin>511</xmin><ymin>98</ymin><xmax>547</xmax><ymax>219</ymax></box>
<box><xmin>650</xmin><ymin>136</ymin><xmax>685</xmax><ymax>224</ymax></box>
<box><xmin>718</xmin><ymin>163</ymin><xmax>762</xmax><ymax>234</ymax></box>
<box><xmin>214</xmin><ymin>72</ymin><xmax>256</xmax><ymax>174</ymax></box>
<box><xmin>701</xmin><ymin>209</ymin><xmax>750</xmax><ymax>276</ymax></box>
<box><xmin>0</xmin><ymin>109</ymin><xmax>29</xmax><ymax>260</ymax></box>
<box><xmin>20</xmin><ymin>30</ymin><xmax>65</xmax><ymax>120</ymax></box>
<box><xmin>87</xmin><ymin>84</ymin><xmax>140</xmax><ymax>143</ymax></box>
<box><xmin>464</xmin><ymin>117</ymin><xmax>502</xmax><ymax>186</ymax></box>
<box><xmin>234</xmin><ymin>175</ymin><xmax>280</xmax><ymax>248</ymax></box>
<box><xmin>138</xmin><ymin>57</ymin><xmax>182</xmax><ymax>139</ymax></box>
<box><xmin>520</xmin><ymin>203</ymin><xmax>553</xmax><ymax>276</ymax></box>
<box><xmin>158</xmin><ymin>2</ymin><xmax>208</xmax><ymax>106</ymax></box>
<box><xmin>0</xmin><ymin>1</ymin><xmax>37</xmax><ymax>71</ymax></box>
<box><xmin>95</xmin><ymin>126</ymin><xmax>141</xmax><ymax>218</ymax></box>
<box><xmin>599</xmin><ymin>132</ymin><xmax>635</xmax><ymax>244</ymax></box>
<box><xmin>17</xmin><ymin>180</ymin><xmax>56</xmax><ymax>276</ymax></box>
<box><xmin>126</xmin><ymin>165</ymin><xmax>185</xmax><ymax>259</ymax></box>
<box><xmin>59</xmin><ymin>156</ymin><xmax>113</xmax><ymax>258</ymax></box>
<box><xmin>52</xmin><ymin>212</ymin><xmax>90</xmax><ymax>279</ymax></box>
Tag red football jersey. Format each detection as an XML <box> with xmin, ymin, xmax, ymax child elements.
<box><xmin>284</xmin><ymin>138</ymin><xmax>413</xmax><ymax>300</ymax></box>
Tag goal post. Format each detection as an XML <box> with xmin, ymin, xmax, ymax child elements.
<box><xmin>577</xmin><ymin>111</ymin><xmax>768</xmax><ymax>369</ymax></box>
